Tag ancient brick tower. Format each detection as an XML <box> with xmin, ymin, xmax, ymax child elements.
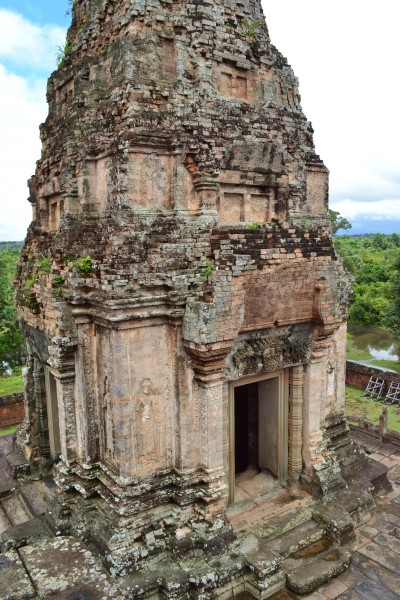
<box><xmin>16</xmin><ymin>0</ymin><xmax>389</xmax><ymax>596</ymax></box>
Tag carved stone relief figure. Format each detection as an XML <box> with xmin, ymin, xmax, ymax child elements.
<box><xmin>134</xmin><ymin>378</ymin><xmax>161</xmax><ymax>462</ymax></box>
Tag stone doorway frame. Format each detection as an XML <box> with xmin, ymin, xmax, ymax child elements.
<box><xmin>228</xmin><ymin>365</ymin><xmax>304</xmax><ymax>504</ymax></box>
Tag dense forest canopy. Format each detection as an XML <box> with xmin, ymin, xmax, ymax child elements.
<box><xmin>0</xmin><ymin>242</ymin><xmax>25</xmax><ymax>375</ymax></box>
<box><xmin>334</xmin><ymin>233</ymin><xmax>400</xmax><ymax>333</ymax></box>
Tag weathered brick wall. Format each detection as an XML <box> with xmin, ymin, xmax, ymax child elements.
<box><xmin>346</xmin><ymin>361</ymin><xmax>400</xmax><ymax>395</ymax></box>
<box><xmin>0</xmin><ymin>394</ymin><xmax>24</xmax><ymax>428</ymax></box>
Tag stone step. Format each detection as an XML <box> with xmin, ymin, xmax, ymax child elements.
<box><xmin>0</xmin><ymin>434</ymin><xmax>14</xmax><ymax>459</ymax></box>
<box><xmin>179</xmin><ymin>556</ymin><xmax>219</xmax><ymax>595</ymax></box>
<box><xmin>257</xmin><ymin>506</ymin><xmax>314</xmax><ymax>542</ymax></box>
<box><xmin>1</xmin><ymin>492</ymin><xmax>32</xmax><ymax>527</ymax></box>
<box><xmin>5</xmin><ymin>450</ymin><xmax>30</xmax><ymax>478</ymax></box>
<box><xmin>237</xmin><ymin>534</ymin><xmax>286</xmax><ymax>598</ymax></box>
<box><xmin>19</xmin><ymin>482</ymin><xmax>48</xmax><ymax>517</ymax></box>
<box><xmin>0</xmin><ymin>457</ymin><xmax>18</xmax><ymax>499</ymax></box>
<box><xmin>18</xmin><ymin>536</ymin><xmax>124</xmax><ymax>599</ymax></box>
<box><xmin>0</xmin><ymin>507</ymin><xmax>11</xmax><ymax>536</ymax></box>
<box><xmin>0</xmin><ymin>549</ymin><xmax>36</xmax><ymax>600</ymax></box>
<box><xmin>208</xmin><ymin>551</ymin><xmax>246</xmax><ymax>589</ymax></box>
<box><xmin>239</xmin><ymin>534</ymin><xmax>282</xmax><ymax>580</ymax></box>
<box><xmin>117</xmin><ymin>569</ymin><xmax>160</xmax><ymax>598</ymax></box>
<box><xmin>312</xmin><ymin>502</ymin><xmax>355</xmax><ymax>544</ymax></box>
<box><xmin>267</xmin><ymin>519</ymin><xmax>325</xmax><ymax>559</ymax></box>
<box><xmin>365</xmin><ymin>458</ymin><xmax>392</xmax><ymax>495</ymax></box>
<box><xmin>1</xmin><ymin>516</ymin><xmax>52</xmax><ymax>552</ymax></box>
<box><xmin>283</xmin><ymin>542</ymin><xmax>351</xmax><ymax>595</ymax></box>
<box><xmin>32</xmin><ymin>478</ymin><xmax>72</xmax><ymax>535</ymax></box>
<box><xmin>245</xmin><ymin>571</ymin><xmax>286</xmax><ymax>600</ymax></box>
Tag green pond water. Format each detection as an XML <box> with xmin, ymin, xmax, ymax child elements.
<box><xmin>348</xmin><ymin>324</ymin><xmax>400</xmax><ymax>363</ymax></box>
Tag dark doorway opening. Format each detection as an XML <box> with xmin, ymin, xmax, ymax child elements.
<box><xmin>232</xmin><ymin>377</ymin><xmax>282</xmax><ymax>502</ymax></box>
<box><xmin>234</xmin><ymin>383</ymin><xmax>258</xmax><ymax>474</ymax></box>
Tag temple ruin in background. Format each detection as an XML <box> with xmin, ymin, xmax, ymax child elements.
<box><xmin>14</xmin><ymin>0</ymin><xmax>390</xmax><ymax>597</ymax></box>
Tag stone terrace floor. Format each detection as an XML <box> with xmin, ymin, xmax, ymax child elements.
<box><xmin>1</xmin><ymin>431</ymin><xmax>400</xmax><ymax>600</ymax></box>
<box><xmin>255</xmin><ymin>430</ymin><xmax>400</xmax><ymax>600</ymax></box>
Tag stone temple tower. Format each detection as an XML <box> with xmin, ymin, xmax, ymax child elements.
<box><xmin>16</xmin><ymin>0</ymin><xmax>389</xmax><ymax>596</ymax></box>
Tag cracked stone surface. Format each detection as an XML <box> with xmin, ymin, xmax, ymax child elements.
<box><xmin>0</xmin><ymin>550</ymin><xmax>36</xmax><ymax>600</ymax></box>
<box><xmin>18</xmin><ymin>537</ymin><xmax>112</xmax><ymax>597</ymax></box>
<box><xmin>0</xmin><ymin>431</ymin><xmax>397</xmax><ymax>598</ymax></box>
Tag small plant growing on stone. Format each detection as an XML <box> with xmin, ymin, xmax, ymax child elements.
<box><xmin>241</xmin><ymin>19</ymin><xmax>260</xmax><ymax>42</ymax></box>
<box><xmin>72</xmin><ymin>255</ymin><xmax>93</xmax><ymax>274</ymax></box>
<box><xmin>56</xmin><ymin>40</ymin><xmax>72</xmax><ymax>67</ymax></box>
<box><xmin>302</xmin><ymin>217</ymin><xmax>313</xmax><ymax>229</ymax></box>
<box><xmin>25</xmin><ymin>276</ymin><xmax>37</xmax><ymax>289</ymax></box>
<box><xmin>53</xmin><ymin>275</ymin><xmax>64</xmax><ymax>288</ymax></box>
<box><xmin>52</xmin><ymin>274</ymin><xmax>65</xmax><ymax>297</ymax></box>
<box><xmin>36</xmin><ymin>254</ymin><xmax>51</xmax><ymax>274</ymax></box>
<box><xmin>204</xmin><ymin>260</ymin><xmax>213</xmax><ymax>280</ymax></box>
<box><xmin>247</xmin><ymin>222</ymin><xmax>262</xmax><ymax>230</ymax></box>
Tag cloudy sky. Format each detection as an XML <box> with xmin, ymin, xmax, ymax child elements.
<box><xmin>0</xmin><ymin>0</ymin><xmax>399</xmax><ymax>240</ymax></box>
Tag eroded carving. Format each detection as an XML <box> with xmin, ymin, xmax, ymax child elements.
<box><xmin>226</xmin><ymin>324</ymin><xmax>312</xmax><ymax>380</ymax></box>
<box><xmin>135</xmin><ymin>378</ymin><xmax>160</xmax><ymax>460</ymax></box>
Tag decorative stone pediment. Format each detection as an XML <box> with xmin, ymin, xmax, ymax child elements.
<box><xmin>225</xmin><ymin>323</ymin><xmax>312</xmax><ymax>380</ymax></box>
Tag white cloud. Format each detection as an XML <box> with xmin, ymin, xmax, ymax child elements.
<box><xmin>265</xmin><ymin>0</ymin><xmax>400</xmax><ymax>224</ymax></box>
<box><xmin>0</xmin><ymin>8</ymin><xmax>66</xmax><ymax>71</ymax></box>
<box><xmin>0</xmin><ymin>9</ymin><xmax>67</xmax><ymax>241</ymax></box>
<box><xmin>330</xmin><ymin>199</ymin><xmax>400</xmax><ymax>221</ymax></box>
<box><xmin>1</xmin><ymin>3</ymin><xmax>400</xmax><ymax>238</ymax></box>
<box><xmin>0</xmin><ymin>64</ymin><xmax>47</xmax><ymax>240</ymax></box>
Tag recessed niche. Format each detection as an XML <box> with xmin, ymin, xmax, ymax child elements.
<box><xmin>49</xmin><ymin>196</ymin><xmax>64</xmax><ymax>231</ymax></box>
<box><xmin>215</xmin><ymin>63</ymin><xmax>254</xmax><ymax>101</ymax></box>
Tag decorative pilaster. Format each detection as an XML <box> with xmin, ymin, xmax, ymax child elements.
<box><xmin>288</xmin><ymin>365</ymin><xmax>304</xmax><ymax>482</ymax></box>
<box><xmin>184</xmin><ymin>340</ymin><xmax>233</xmax><ymax>513</ymax></box>
<box><xmin>192</xmin><ymin>174</ymin><xmax>219</xmax><ymax>214</ymax></box>
<box><xmin>54</xmin><ymin>371</ymin><xmax>77</xmax><ymax>463</ymax></box>
<box><xmin>47</xmin><ymin>334</ymin><xmax>78</xmax><ymax>464</ymax></box>
<box><xmin>33</xmin><ymin>358</ymin><xmax>51</xmax><ymax>467</ymax></box>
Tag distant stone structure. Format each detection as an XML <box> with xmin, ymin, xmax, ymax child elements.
<box><xmin>0</xmin><ymin>394</ymin><xmax>24</xmax><ymax>429</ymax></box>
<box><xmin>15</xmin><ymin>0</ymin><xmax>390</xmax><ymax>596</ymax></box>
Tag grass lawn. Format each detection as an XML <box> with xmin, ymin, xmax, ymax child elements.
<box><xmin>0</xmin><ymin>374</ymin><xmax>24</xmax><ymax>396</ymax></box>
<box><xmin>368</xmin><ymin>359</ymin><xmax>400</xmax><ymax>373</ymax></box>
<box><xmin>345</xmin><ymin>385</ymin><xmax>400</xmax><ymax>433</ymax></box>
<box><xmin>0</xmin><ymin>424</ymin><xmax>18</xmax><ymax>436</ymax></box>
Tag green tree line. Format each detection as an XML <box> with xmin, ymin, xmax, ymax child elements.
<box><xmin>0</xmin><ymin>242</ymin><xmax>25</xmax><ymax>375</ymax></box>
<box><xmin>334</xmin><ymin>233</ymin><xmax>400</xmax><ymax>335</ymax></box>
